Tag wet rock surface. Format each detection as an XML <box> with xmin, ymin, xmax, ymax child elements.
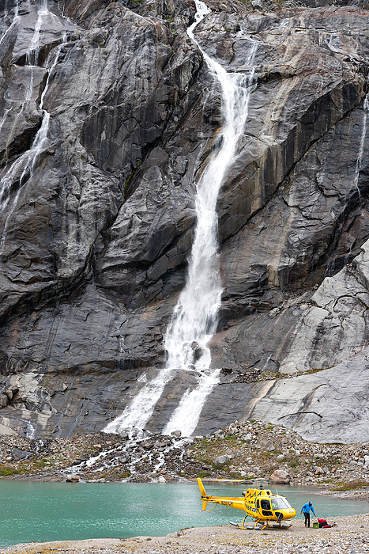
<box><xmin>0</xmin><ymin>0</ymin><xmax>369</xmax><ymax>439</ymax></box>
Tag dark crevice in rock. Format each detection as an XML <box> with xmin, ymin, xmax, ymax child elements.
<box><xmin>279</xmin><ymin>410</ymin><xmax>323</xmax><ymax>421</ymax></box>
<box><xmin>0</xmin><ymin>246</ymin><xmax>96</xmax><ymax>327</ymax></box>
<box><xmin>123</xmin><ymin>137</ymin><xmax>162</xmax><ymax>200</ymax></box>
<box><xmin>0</xmin><ymin>117</ymin><xmax>43</xmax><ymax>168</ymax></box>
<box><xmin>14</xmin><ymin>39</ymin><xmax>64</xmax><ymax>68</ymax></box>
<box><xmin>257</xmin><ymin>68</ymin><xmax>296</xmax><ymax>84</ymax></box>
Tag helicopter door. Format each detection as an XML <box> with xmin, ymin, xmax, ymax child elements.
<box><xmin>260</xmin><ymin>499</ymin><xmax>273</xmax><ymax>516</ymax></box>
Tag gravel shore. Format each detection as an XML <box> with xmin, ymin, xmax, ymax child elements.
<box><xmin>3</xmin><ymin>514</ymin><xmax>369</xmax><ymax>554</ymax></box>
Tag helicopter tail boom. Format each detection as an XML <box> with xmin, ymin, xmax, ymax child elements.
<box><xmin>197</xmin><ymin>478</ymin><xmax>209</xmax><ymax>511</ymax></box>
<box><xmin>197</xmin><ymin>477</ymin><xmax>207</xmax><ymax>497</ymax></box>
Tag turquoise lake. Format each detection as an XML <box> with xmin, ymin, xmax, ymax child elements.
<box><xmin>1</xmin><ymin>481</ymin><xmax>369</xmax><ymax>548</ymax></box>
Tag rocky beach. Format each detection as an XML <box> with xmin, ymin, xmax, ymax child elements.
<box><xmin>3</xmin><ymin>514</ymin><xmax>369</xmax><ymax>554</ymax></box>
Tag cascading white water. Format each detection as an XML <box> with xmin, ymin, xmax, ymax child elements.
<box><xmin>28</xmin><ymin>1</ymin><xmax>48</xmax><ymax>62</ymax></box>
<box><xmin>104</xmin><ymin>0</ymin><xmax>257</xmax><ymax>437</ymax></box>
<box><xmin>354</xmin><ymin>95</ymin><xmax>369</xmax><ymax>199</ymax></box>
<box><xmin>165</xmin><ymin>3</ymin><xmax>257</xmax><ymax>371</ymax></box>
<box><xmin>0</xmin><ymin>3</ymin><xmax>20</xmax><ymax>139</ymax></box>
<box><xmin>104</xmin><ymin>368</ymin><xmax>174</xmax><ymax>434</ymax></box>
<box><xmin>0</xmin><ymin>3</ymin><xmax>64</xmax><ymax>256</ymax></box>
<box><xmin>0</xmin><ymin>2</ymin><xmax>20</xmax><ymax>48</ymax></box>
<box><xmin>163</xmin><ymin>0</ymin><xmax>257</xmax><ymax>436</ymax></box>
<box><xmin>0</xmin><ymin>4</ymin><xmax>20</xmax><ymax>138</ymax></box>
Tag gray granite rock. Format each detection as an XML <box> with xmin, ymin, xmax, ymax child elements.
<box><xmin>0</xmin><ymin>0</ymin><xmax>369</xmax><ymax>441</ymax></box>
<box><xmin>250</xmin><ymin>348</ymin><xmax>369</xmax><ymax>443</ymax></box>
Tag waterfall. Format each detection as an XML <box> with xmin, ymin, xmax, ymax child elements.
<box><xmin>104</xmin><ymin>0</ymin><xmax>257</xmax><ymax>436</ymax></box>
<box><xmin>0</xmin><ymin>3</ymin><xmax>64</xmax><ymax>257</ymax></box>
<box><xmin>27</xmin><ymin>0</ymin><xmax>49</xmax><ymax>65</ymax></box>
<box><xmin>0</xmin><ymin>2</ymin><xmax>20</xmax><ymax>48</ymax></box>
<box><xmin>103</xmin><ymin>368</ymin><xmax>175</xmax><ymax>434</ymax></box>
<box><xmin>0</xmin><ymin>4</ymin><xmax>20</xmax><ymax>137</ymax></box>
<box><xmin>163</xmin><ymin>0</ymin><xmax>257</xmax><ymax>436</ymax></box>
<box><xmin>353</xmin><ymin>95</ymin><xmax>369</xmax><ymax>199</ymax></box>
<box><xmin>26</xmin><ymin>421</ymin><xmax>36</xmax><ymax>439</ymax></box>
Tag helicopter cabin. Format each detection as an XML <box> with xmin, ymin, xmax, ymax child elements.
<box><xmin>242</xmin><ymin>488</ymin><xmax>293</xmax><ymax>518</ymax></box>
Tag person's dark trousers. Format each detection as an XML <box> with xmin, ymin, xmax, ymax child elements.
<box><xmin>304</xmin><ymin>513</ymin><xmax>310</xmax><ymax>527</ymax></box>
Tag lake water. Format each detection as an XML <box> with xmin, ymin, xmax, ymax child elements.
<box><xmin>1</xmin><ymin>481</ymin><xmax>369</xmax><ymax>548</ymax></box>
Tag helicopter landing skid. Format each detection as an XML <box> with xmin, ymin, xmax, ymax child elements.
<box><xmin>264</xmin><ymin>520</ymin><xmax>292</xmax><ymax>529</ymax></box>
<box><xmin>230</xmin><ymin>520</ymin><xmax>292</xmax><ymax>531</ymax></box>
<box><xmin>229</xmin><ymin>520</ymin><xmax>263</xmax><ymax>530</ymax></box>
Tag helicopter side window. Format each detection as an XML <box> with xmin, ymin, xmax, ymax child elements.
<box><xmin>260</xmin><ymin>499</ymin><xmax>272</xmax><ymax>516</ymax></box>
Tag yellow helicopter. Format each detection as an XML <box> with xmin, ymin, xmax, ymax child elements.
<box><xmin>197</xmin><ymin>478</ymin><xmax>296</xmax><ymax>530</ymax></box>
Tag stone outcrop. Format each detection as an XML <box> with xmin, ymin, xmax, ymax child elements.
<box><xmin>0</xmin><ymin>0</ymin><xmax>369</xmax><ymax>441</ymax></box>
<box><xmin>269</xmin><ymin>469</ymin><xmax>291</xmax><ymax>484</ymax></box>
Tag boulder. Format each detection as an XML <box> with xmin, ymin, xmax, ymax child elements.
<box><xmin>269</xmin><ymin>469</ymin><xmax>291</xmax><ymax>484</ymax></box>
<box><xmin>12</xmin><ymin>448</ymin><xmax>32</xmax><ymax>460</ymax></box>
<box><xmin>171</xmin><ymin>430</ymin><xmax>182</xmax><ymax>437</ymax></box>
<box><xmin>215</xmin><ymin>455</ymin><xmax>231</xmax><ymax>465</ymax></box>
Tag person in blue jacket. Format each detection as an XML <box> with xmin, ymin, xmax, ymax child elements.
<box><xmin>300</xmin><ymin>501</ymin><xmax>316</xmax><ymax>527</ymax></box>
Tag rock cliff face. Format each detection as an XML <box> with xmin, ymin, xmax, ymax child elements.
<box><xmin>0</xmin><ymin>0</ymin><xmax>369</xmax><ymax>442</ymax></box>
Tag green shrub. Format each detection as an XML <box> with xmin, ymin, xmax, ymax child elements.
<box><xmin>329</xmin><ymin>481</ymin><xmax>369</xmax><ymax>491</ymax></box>
<box><xmin>0</xmin><ymin>467</ymin><xmax>20</xmax><ymax>476</ymax></box>
<box><xmin>197</xmin><ymin>470</ymin><xmax>212</xmax><ymax>478</ymax></box>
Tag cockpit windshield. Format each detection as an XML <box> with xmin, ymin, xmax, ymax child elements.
<box><xmin>270</xmin><ymin>497</ymin><xmax>292</xmax><ymax>510</ymax></box>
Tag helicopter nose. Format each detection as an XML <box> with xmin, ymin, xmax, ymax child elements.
<box><xmin>280</xmin><ymin>508</ymin><xmax>296</xmax><ymax>520</ymax></box>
